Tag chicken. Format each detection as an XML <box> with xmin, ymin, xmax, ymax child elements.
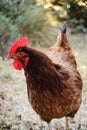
<box><xmin>7</xmin><ymin>23</ymin><xmax>82</xmax><ymax>130</ymax></box>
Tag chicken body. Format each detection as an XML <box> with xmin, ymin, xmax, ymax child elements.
<box><xmin>8</xmin><ymin>24</ymin><xmax>83</xmax><ymax>126</ymax></box>
<box><xmin>23</xmin><ymin>28</ymin><xmax>82</xmax><ymax>123</ymax></box>
<box><xmin>24</xmin><ymin>40</ymin><xmax>82</xmax><ymax>123</ymax></box>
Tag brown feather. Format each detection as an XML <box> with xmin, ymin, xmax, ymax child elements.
<box><xmin>18</xmin><ymin>44</ymin><xmax>82</xmax><ymax>122</ymax></box>
<box><xmin>13</xmin><ymin>31</ymin><xmax>82</xmax><ymax>123</ymax></box>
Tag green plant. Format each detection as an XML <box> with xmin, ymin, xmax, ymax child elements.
<box><xmin>17</xmin><ymin>5</ymin><xmax>55</xmax><ymax>46</ymax></box>
<box><xmin>64</xmin><ymin>0</ymin><xmax>87</xmax><ymax>33</ymax></box>
<box><xmin>0</xmin><ymin>13</ymin><xmax>18</xmax><ymax>59</ymax></box>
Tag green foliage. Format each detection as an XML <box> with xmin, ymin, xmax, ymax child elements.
<box><xmin>0</xmin><ymin>0</ymin><xmax>23</xmax><ymax>59</ymax></box>
<box><xmin>0</xmin><ymin>0</ymin><xmax>55</xmax><ymax>58</ymax></box>
<box><xmin>0</xmin><ymin>0</ymin><xmax>25</xmax><ymax>23</ymax></box>
<box><xmin>0</xmin><ymin>0</ymin><xmax>87</xmax><ymax>59</ymax></box>
<box><xmin>64</xmin><ymin>0</ymin><xmax>87</xmax><ymax>33</ymax></box>
<box><xmin>0</xmin><ymin>12</ymin><xmax>18</xmax><ymax>59</ymax></box>
<box><xmin>17</xmin><ymin>5</ymin><xmax>54</xmax><ymax>46</ymax></box>
<box><xmin>57</xmin><ymin>0</ymin><xmax>87</xmax><ymax>33</ymax></box>
<box><xmin>38</xmin><ymin>0</ymin><xmax>87</xmax><ymax>33</ymax></box>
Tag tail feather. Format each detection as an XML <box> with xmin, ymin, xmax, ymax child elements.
<box><xmin>61</xmin><ymin>22</ymin><xmax>67</xmax><ymax>34</ymax></box>
<box><xmin>56</xmin><ymin>22</ymin><xmax>71</xmax><ymax>48</ymax></box>
<box><xmin>49</xmin><ymin>22</ymin><xmax>70</xmax><ymax>51</ymax></box>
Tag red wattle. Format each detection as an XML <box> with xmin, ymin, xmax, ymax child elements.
<box><xmin>12</xmin><ymin>60</ymin><xmax>23</xmax><ymax>70</ymax></box>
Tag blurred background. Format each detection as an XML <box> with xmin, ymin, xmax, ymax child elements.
<box><xmin>0</xmin><ymin>0</ymin><xmax>87</xmax><ymax>130</ymax></box>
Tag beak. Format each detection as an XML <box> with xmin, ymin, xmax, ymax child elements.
<box><xmin>6</xmin><ymin>55</ymin><xmax>13</xmax><ymax>60</ymax></box>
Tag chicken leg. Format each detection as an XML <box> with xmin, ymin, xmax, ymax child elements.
<box><xmin>65</xmin><ymin>117</ymin><xmax>69</xmax><ymax>130</ymax></box>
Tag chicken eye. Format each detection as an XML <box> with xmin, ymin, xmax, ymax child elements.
<box><xmin>19</xmin><ymin>52</ymin><xmax>23</xmax><ymax>56</ymax></box>
<box><xmin>19</xmin><ymin>48</ymin><xmax>22</xmax><ymax>52</ymax></box>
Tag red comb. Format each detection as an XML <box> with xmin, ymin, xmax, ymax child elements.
<box><xmin>9</xmin><ymin>37</ymin><xmax>28</xmax><ymax>55</ymax></box>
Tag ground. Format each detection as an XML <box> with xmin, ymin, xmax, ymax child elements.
<box><xmin>0</xmin><ymin>33</ymin><xmax>87</xmax><ymax>130</ymax></box>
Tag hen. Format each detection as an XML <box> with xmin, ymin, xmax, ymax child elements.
<box><xmin>8</xmin><ymin>23</ymin><xmax>82</xmax><ymax>130</ymax></box>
